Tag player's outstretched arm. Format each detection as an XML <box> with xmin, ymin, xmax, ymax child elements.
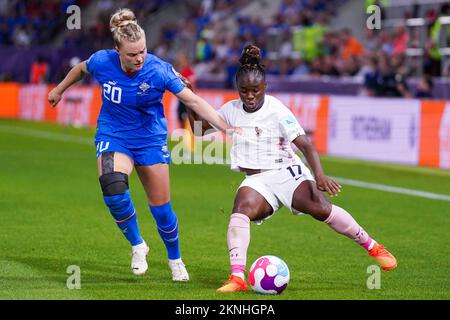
<box><xmin>176</xmin><ymin>88</ymin><xmax>233</xmax><ymax>134</ymax></box>
<box><xmin>176</xmin><ymin>73</ymin><xmax>214</xmax><ymax>136</ymax></box>
<box><xmin>48</xmin><ymin>61</ymin><xmax>89</xmax><ymax>108</ymax></box>
<box><xmin>292</xmin><ymin>135</ymin><xmax>341</xmax><ymax>197</ymax></box>
<box><xmin>186</xmin><ymin>107</ymin><xmax>215</xmax><ymax>136</ymax></box>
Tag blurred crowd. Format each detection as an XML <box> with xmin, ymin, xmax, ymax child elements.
<box><xmin>149</xmin><ymin>0</ymin><xmax>449</xmax><ymax>98</ymax></box>
<box><xmin>152</xmin><ymin>0</ymin><xmax>344</xmax><ymax>88</ymax></box>
<box><xmin>358</xmin><ymin>2</ymin><xmax>450</xmax><ymax>98</ymax></box>
<box><xmin>61</xmin><ymin>0</ymin><xmax>169</xmax><ymax>50</ymax></box>
<box><xmin>0</xmin><ymin>0</ymin><xmax>90</xmax><ymax>47</ymax></box>
<box><xmin>1</xmin><ymin>0</ymin><xmax>449</xmax><ymax>99</ymax></box>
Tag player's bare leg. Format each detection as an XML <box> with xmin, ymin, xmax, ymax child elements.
<box><xmin>135</xmin><ymin>164</ymin><xmax>171</xmax><ymax>206</ymax></box>
<box><xmin>97</xmin><ymin>151</ymin><xmax>134</xmax><ymax>176</ymax></box>
<box><xmin>97</xmin><ymin>152</ymin><xmax>149</xmax><ymax>275</ymax></box>
<box><xmin>136</xmin><ymin>164</ymin><xmax>189</xmax><ymax>281</ymax></box>
<box><xmin>217</xmin><ymin>187</ymin><xmax>273</xmax><ymax>292</ymax></box>
<box><xmin>292</xmin><ymin>180</ymin><xmax>397</xmax><ymax>270</ymax></box>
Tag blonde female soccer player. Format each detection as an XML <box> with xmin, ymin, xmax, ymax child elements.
<box><xmin>48</xmin><ymin>8</ymin><xmax>236</xmax><ymax>282</ymax></box>
<box><xmin>188</xmin><ymin>45</ymin><xmax>397</xmax><ymax>292</ymax></box>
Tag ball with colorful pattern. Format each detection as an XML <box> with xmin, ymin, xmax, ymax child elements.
<box><xmin>248</xmin><ymin>255</ymin><xmax>290</xmax><ymax>294</ymax></box>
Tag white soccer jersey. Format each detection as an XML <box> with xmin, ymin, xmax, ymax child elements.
<box><xmin>218</xmin><ymin>95</ymin><xmax>306</xmax><ymax>171</ymax></box>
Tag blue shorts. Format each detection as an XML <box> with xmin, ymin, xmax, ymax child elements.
<box><xmin>94</xmin><ymin>137</ymin><xmax>170</xmax><ymax>166</ymax></box>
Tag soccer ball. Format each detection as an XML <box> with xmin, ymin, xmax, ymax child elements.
<box><xmin>248</xmin><ymin>255</ymin><xmax>290</xmax><ymax>294</ymax></box>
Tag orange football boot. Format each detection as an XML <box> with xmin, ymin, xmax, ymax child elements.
<box><xmin>369</xmin><ymin>243</ymin><xmax>397</xmax><ymax>270</ymax></box>
<box><xmin>216</xmin><ymin>275</ymin><xmax>249</xmax><ymax>293</ymax></box>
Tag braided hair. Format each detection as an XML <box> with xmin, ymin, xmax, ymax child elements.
<box><xmin>110</xmin><ymin>8</ymin><xmax>145</xmax><ymax>48</ymax></box>
<box><xmin>236</xmin><ymin>45</ymin><xmax>266</xmax><ymax>85</ymax></box>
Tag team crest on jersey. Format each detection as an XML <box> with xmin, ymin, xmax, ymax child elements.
<box><xmin>138</xmin><ymin>82</ymin><xmax>150</xmax><ymax>95</ymax></box>
<box><xmin>255</xmin><ymin>127</ymin><xmax>263</xmax><ymax>136</ymax></box>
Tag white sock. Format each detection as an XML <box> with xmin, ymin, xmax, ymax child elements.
<box><xmin>132</xmin><ymin>241</ymin><xmax>147</xmax><ymax>250</ymax></box>
<box><xmin>367</xmin><ymin>240</ymin><xmax>376</xmax><ymax>251</ymax></box>
<box><xmin>169</xmin><ymin>258</ymin><xmax>183</xmax><ymax>264</ymax></box>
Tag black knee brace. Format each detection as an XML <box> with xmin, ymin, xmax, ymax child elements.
<box><xmin>99</xmin><ymin>172</ymin><xmax>129</xmax><ymax>196</ymax></box>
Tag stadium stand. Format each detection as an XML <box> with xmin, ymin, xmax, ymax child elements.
<box><xmin>0</xmin><ymin>0</ymin><xmax>449</xmax><ymax>98</ymax></box>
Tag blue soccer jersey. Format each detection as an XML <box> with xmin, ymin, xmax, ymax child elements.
<box><xmin>86</xmin><ymin>49</ymin><xmax>185</xmax><ymax>148</ymax></box>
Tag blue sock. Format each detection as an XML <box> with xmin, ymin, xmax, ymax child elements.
<box><xmin>103</xmin><ymin>190</ymin><xmax>143</xmax><ymax>246</ymax></box>
<box><xmin>149</xmin><ymin>202</ymin><xmax>180</xmax><ymax>260</ymax></box>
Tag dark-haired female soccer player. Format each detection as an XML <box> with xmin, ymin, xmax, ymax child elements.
<box><xmin>188</xmin><ymin>45</ymin><xmax>397</xmax><ymax>292</ymax></box>
<box><xmin>48</xmin><ymin>8</ymin><xmax>236</xmax><ymax>282</ymax></box>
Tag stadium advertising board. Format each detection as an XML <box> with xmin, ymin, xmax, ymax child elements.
<box><xmin>18</xmin><ymin>84</ymin><xmax>48</xmax><ymax>121</ymax></box>
<box><xmin>328</xmin><ymin>97</ymin><xmax>421</xmax><ymax>166</ymax></box>
<box><xmin>1</xmin><ymin>83</ymin><xmax>448</xmax><ymax>169</ymax></box>
<box><xmin>440</xmin><ymin>103</ymin><xmax>450</xmax><ymax>169</ymax></box>
<box><xmin>55</xmin><ymin>87</ymin><xmax>94</xmax><ymax>127</ymax></box>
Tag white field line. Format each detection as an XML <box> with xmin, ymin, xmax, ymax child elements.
<box><xmin>1</xmin><ymin>124</ymin><xmax>449</xmax><ymax>202</ymax></box>
<box><xmin>331</xmin><ymin>177</ymin><xmax>450</xmax><ymax>202</ymax></box>
<box><xmin>0</xmin><ymin>124</ymin><xmax>92</xmax><ymax>145</ymax></box>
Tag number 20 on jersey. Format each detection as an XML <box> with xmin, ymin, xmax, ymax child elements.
<box><xmin>103</xmin><ymin>83</ymin><xmax>122</xmax><ymax>104</ymax></box>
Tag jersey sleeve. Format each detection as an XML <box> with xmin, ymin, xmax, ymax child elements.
<box><xmin>86</xmin><ymin>50</ymin><xmax>108</xmax><ymax>77</ymax></box>
<box><xmin>279</xmin><ymin>107</ymin><xmax>305</xmax><ymax>142</ymax></box>
<box><xmin>163</xmin><ymin>63</ymin><xmax>186</xmax><ymax>94</ymax></box>
<box><xmin>206</xmin><ymin>101</ymin><xmax>232</xmax><ymax>131</ymax></box>
<box><xmin>217</xmin><ymin>104</ymin><xmax>231</xmax><ymax>125</ymax></box>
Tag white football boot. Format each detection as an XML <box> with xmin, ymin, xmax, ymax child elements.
<box><xmin>169</xmin><ymin>259</ymin><xmax>189</xmax><ymax>281</ymax></box>
<box><xmin>131</xmin><ymin>241</ymin><xmax>149</xmax><ymax>275</ymax></box>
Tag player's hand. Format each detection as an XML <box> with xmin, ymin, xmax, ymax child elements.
<box><xmin>48</xmin><ymin>88</ymin><xmax>62</xmax><ymax>108</ymax></box>
<box><xmin>316</xmin><ymin>175</ymin><xmax>341</xmax><ymax>197</ymax></box>
<box><xmin>227</xmin><ymin>127</ymin><xmax>242</xmax><ymax>135</ymax></box>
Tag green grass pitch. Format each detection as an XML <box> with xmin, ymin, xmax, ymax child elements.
<box><xmin>0</xmin><ymin>119</ymin><xmax>449</xmax><ymax>300</ymax></box>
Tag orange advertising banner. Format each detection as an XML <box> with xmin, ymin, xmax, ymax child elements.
<box><xmin>419</xmin><ymin>100</ymin><xmax>446</xmax><ymax>168</ymax></box>
<box><xmin>0</xmin><ymin>83</ymin><xmax>20</xmax><ymax>118</ymax></box>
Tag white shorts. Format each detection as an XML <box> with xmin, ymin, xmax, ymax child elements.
<box><xmin>238</xmin><ymin>163</ymin><xmax>315</xmax><ymax>224</ymax></box>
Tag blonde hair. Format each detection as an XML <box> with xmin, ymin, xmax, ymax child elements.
<box><xmin>109</xmin><ymin>8</ymin><xmax>145</xmax><ymax>47</ymax></box>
